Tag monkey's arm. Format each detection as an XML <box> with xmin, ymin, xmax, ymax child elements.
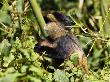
<box><xmin>40</xmin><ymin>40</ymin><xmax>57</xmax><ymax>48</ymax></box>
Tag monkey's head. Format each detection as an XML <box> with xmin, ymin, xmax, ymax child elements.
<box><xmin>44</xmin><ymin>22</ymin><xmax>68</xmax><ymax>40</ymax></box>
<box><xmin>43</xmin><ymin>12</ymin><xmax>75</xmax><ymax>31</ymax></box>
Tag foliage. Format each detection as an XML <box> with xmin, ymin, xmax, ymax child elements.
<box><xmin>0</xmin><ymin>0</ymin><xmax>110</xmax><ymax>82</ymax></box>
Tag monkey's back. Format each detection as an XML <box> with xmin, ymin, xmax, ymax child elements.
<box><xmin>48</xmin><ymin>33</ymin><xmax>83</xmax><ymax>60</ymax></box>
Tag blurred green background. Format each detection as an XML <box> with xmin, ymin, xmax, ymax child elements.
<box><xmin>0</xmin><ymin>0</ymin><xmax>110</xmax><ymax>82</ymax></box>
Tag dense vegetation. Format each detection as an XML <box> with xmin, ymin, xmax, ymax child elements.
<box><xmin>0</xmin><ymin>0</ymin><xmax>110</xmax><ymax>82</ymax></box>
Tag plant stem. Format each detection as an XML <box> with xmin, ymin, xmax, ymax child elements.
<box><xmin>29</xmin><ymin>0</ymin><xmax>47</xmax><ymax>38</ymax></box>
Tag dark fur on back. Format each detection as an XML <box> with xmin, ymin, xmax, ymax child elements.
<box><xmin>46</xmin><ymin>34</ymin><xmax>83</xmax><ymax>60</ymax></box>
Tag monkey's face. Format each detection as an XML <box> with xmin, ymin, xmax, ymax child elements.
<box><xmin>44</xmin><ymin>22</ymin><xmax>67</xmax><ymax>39</ymax></box>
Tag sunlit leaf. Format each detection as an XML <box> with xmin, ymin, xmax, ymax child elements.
<box><xmin>0</xmin><ymin>73</ymin><xmax>21</xmax><ymax>82</ymax></box>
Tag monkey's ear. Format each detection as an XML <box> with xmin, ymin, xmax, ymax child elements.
<box><xmin>42</xmin><ymin>11</ymin><xmax>56</xmax><ymax>23</ymax></box>
<box><xmin>47</xmin><ymin>14</ymin><xmax>57</xmax><ymax>22</ymax></box>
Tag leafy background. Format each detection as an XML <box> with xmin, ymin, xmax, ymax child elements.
<box><xmin>0</xmin><ymin>0</ymin><xmax>110</xmax><ymax>82</ymax></box>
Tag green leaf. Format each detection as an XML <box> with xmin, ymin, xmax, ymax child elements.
<box><xmin>16</xmin><ymin>0</ymin><xmax>23</xmax><ymax>13</ymax></box>
<box><xmin>0</xmin><ymin>0</ymin><xmax>11</xmax><ymax>25</ymax></box>
<box><xmin>54</xmin><ymin>69</ymin><xmax>69</xmax><ymax>82</ymax></box>
<box><xmin>0</xmin><ymin>73</ymin><xmax>21</xmax><ymax>82</ymax></box>
<box><xmin>27</xmin><ymin>76</ymin><xmax>42</xmax><ymax>82</ymax></box>
<box><xmin>100</xmin><ymin>0</ymin><xmax>110</xmax><ymax>34</ymax></box>
<box><xmin>107</xmin><ymin>40</ymin><xmax>110</xmax><ymax>53</ymax></box>
<box><xmin>0</xmin><ymin>39</ymin><xmax>11</xmax><ymax>56</ymax></box>
<box><xmin>29</xmin><ymin>65</ymin><xmax>44</xmax><ymax>77</ymax></box>
<box><xmin>70</xmin><ymin>53</ymin><xmax>79</xmax><ymax>65</ymax></box>
<box><xmin>3</xmin><ymin>53</ymin><xmax>14</xmax><ymax>67</ymax></box>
